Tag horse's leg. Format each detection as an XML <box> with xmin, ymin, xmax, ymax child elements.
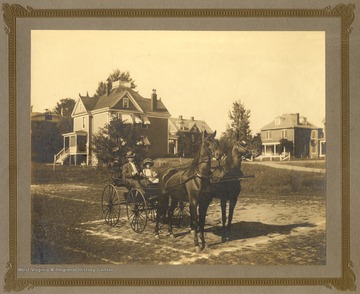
<box><xmin>167</xmin><ymin>197</ymin><xmax>178</xmax><ymax>237</ymax></box>
<box><xmin>189</xmin><ymin>197</ymin><xmax>200</xmax><ymax>252</ymax></box>
<box><xmin>220</xmin><ymin>197</ymin><xmax>227</xmax><ymax>242</ymax></box>
<box><xmin>198</xmin><ymin>195</ymin><xmax>212</xmax><ymax>250</ymax></box>
<box><xmin>227</xmin><ymin>194</ymin><xmax>238</xmax><ymax>241</ymax></box>
<box><xmin>154</xmin><ymin>193</ymin><xmax>168</xmax><ymax>238</ymax></box>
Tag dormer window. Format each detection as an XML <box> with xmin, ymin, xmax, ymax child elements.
<box><xmin>123</xmin><ymin>98</ymin><xmax>129</xmax><ymax>108</ymax></box>
<box><xmin>275</xmin><ymin>117</ymin><xmax>281</xmax><ymax>126</ymax></box>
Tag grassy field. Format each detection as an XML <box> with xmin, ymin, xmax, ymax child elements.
<box><xmin>275</xmin><ymin>160</ymin><xmax>326</xmax><ymax>169</ymax></box>
<box><xmin>32</xmin><ymin>159</ymin><xmax>325</xmax><ymax>198</ymax></box>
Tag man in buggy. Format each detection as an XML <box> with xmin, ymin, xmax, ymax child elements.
<box><xmin>122</xmin><ymin>151</ymin><xmax>148</xmax><ymax>191</ymax></box>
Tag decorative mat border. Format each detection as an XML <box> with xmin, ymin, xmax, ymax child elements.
<box><xmin>2</xmin><ymin>3</ymin><xmax>356</xmax><ymax>291</ymax></box>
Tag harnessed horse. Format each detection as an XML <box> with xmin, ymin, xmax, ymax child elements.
<box><xmin>211</xmin><ymin>143</ymin><xmax>248</xmax><ymax>242</ymax></box>
<box><xmin>155</xmin><ymin>131</ymin><xmax>222</xmax><ymax>252</ymax></box>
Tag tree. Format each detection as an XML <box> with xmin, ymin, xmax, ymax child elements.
<box><xmin>53</xmin><ymin>98</ymin><xmax>76</xmax><ymax>117</ymax></box>
<box><xmin>92</xmin><ymin>118</ymin><xmax>147</xmax><ymax>167</ymax></box>
<box><xmin>278</xmin><ymin>139</ymin><xmax>293</xmax><ymax>155</ymax></box>
<box><xmin>177</xmin><ymin>132</ymin><xmax>202</xmax><ymax>157</ymax></box>
<box><xmin>53</xmin><ymin>98</ymin><xmax>76</xmax><ymax>134</ymax></box>
<box><xmin>247</xmin><ymin>132</ymin><xmax>262</xmax><ymax>157</ymax></box>
<box><xmin>221</xmin><ymin>100</ymin><xmax>252</xmax><ymax>150</ymax></box>
<box><xmin>94</xmin><ymin>69</ymin><xmax>137</xmax><ymax>98</ymax></box>
<box><xmin>31</xmin><ymin>121</ymin><xmax>62</xmax><ymax>162</ymax></box>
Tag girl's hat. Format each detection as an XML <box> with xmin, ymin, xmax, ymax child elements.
<box><xmin>143</xmin><ymin>158</ymin><xmax>154</xmax><ymax>166</ymax></box>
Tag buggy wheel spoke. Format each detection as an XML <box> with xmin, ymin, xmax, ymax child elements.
<box><xmin>102</xmin><ymin>184</ymin><xmax>120</xmax><ymax>226</ymax></box>
<box><xmin>126</xmin><ymin>188</ymin><xmax>147</xmax><ymax>233</ymax></box>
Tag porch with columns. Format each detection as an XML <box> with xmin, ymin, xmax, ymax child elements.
<box><xmin>260</xmin><ymin>142</ymin><xmax>290</xmax><ymax>161</ymax></box>
<box><xmin>56</xmin><ymin>131</ymin><xmax>88</xmax><ymax>165</ymax></box>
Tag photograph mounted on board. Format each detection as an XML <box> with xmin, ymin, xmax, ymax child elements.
<box><xmin>31</xmin><ymin>30</ymin><xmax>326</xmax><ymax>265</ymax></box>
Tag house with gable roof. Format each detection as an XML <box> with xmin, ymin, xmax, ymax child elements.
<box><xmin>260</xmin><ymin>113</ymin><xmax>323</xmax><ymax>159</ymax></box>
<box><xmin>168</xmin><ymin>115</ymin><xmax>213</xmax><ymax>156</ymax></box>
<box><xmin>55</xmin><ymin>80</ymin><xmax>171</xmax><ymax>165</ymax></box>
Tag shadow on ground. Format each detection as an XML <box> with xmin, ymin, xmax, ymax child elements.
<box><xmin>206</xmin><ymin>221</ymin><xmax>316</xmax><ymax>245</ymax></box>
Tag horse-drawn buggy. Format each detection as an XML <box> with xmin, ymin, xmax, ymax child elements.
<box><xmin>101</xmin><ymin>177</ymin><xmax>190</xmax><ymax>233</ymax></box>
<box><xmin>101</xmin><ymin>130</ymin><xmax>254</xmax><ymax>252</ymax></box>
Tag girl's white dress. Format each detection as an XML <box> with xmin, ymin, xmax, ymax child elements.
<box><xmin>143</xmin><ymin>168</ymin><xmax>159</xmax><ymax>183</ymax></box>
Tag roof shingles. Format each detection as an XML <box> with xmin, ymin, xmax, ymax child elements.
<box><xmin>261</xmin><ymin>113</ymin><xmax>320</xmax><ymax>130</ymax></box>
<box><xmin>79</xmin><ymin>87</ymin><xmax>170</xmax><ymax>116</ymax></box>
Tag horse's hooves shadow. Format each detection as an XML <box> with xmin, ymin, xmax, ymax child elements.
<box><xmin>206</xmin><ymin>221</ymin><xmax>316</xmax><ymax>242</ymax></box>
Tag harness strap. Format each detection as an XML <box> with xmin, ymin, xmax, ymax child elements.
<box><xmin>164</xmin><ymin>174</ymin><xmax>197</xmax><ymax>189</ymax></box>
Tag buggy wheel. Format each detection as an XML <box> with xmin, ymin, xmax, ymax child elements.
<box><xmin>102</xmin><ymin>184</ymin><xmax>121</xmax><ymax>226</ymax></box>
<box><xmin>173</xmin><ymin>201</ymin><xmax>190</xmax><ymax>228</ymax></box>
<box><xmin>126</xmin><ymin>188</ymin><xmax>147</xmax><ymax>233</ymax></box>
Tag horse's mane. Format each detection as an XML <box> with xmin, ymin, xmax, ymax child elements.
<box><xmin>188</xmin><ymin>140</ymin><xmax>204</xmax><ymax>174</ymax></box>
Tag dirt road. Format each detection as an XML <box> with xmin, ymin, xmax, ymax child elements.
<box><xmin>31</xmin><ymin>183</ymin><xmax>325</xmax><ymax>265</ymax></box>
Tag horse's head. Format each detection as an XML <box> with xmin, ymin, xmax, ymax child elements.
<box><xmin>231</xmin><ymin>144</ymin><xmax>245</xmax><ymax>167</ymax></box>
<box><xmin>203</xmin><ymin>130</ymin><xmax>222</xmax><ymax>161</ymax></box>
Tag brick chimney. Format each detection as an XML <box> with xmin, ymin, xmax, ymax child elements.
<box><xmin>107</xmin><ymin>79</ymin><xmax>112</xmax><ymax>96</ymax></box>
<box><xmin>190</xmin><ymin>116</ymin><xmax>194</xmax><ymax>121</ymax></box>
<box><xmin>179</xmin><ymin>115</ymin><xmax>183</xmax><ymax>120</ymax></box>
<box><xmin>151</xmin><ymin>89</ymin><xmax>157</xmax><ymax>111</ymax></box>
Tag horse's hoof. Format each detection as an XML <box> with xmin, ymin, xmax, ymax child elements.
<box><xmin>195</xmin><ymin>246</ymin><xmax>201</xmax><ymax>253</ymax></box>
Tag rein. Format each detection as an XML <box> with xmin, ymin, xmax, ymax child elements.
<box><xmin>162</xmin><ymin>136</ymin><xmax>220</xmax><ymax>190</ymax></box>
<box><xmin>163</xmin><ymin>159</ymin><xmax>215</xmax><ymax>190</ymax></box>
<box><xmin>210</xmin><ymin>175</ymin><xmax>255</xmax><ymax>184</ymax></box>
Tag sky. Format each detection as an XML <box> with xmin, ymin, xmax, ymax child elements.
<box><xmin>31</xmin><ymin>30</ymin><xmax>325</xmax><ymax>135</ymax></box>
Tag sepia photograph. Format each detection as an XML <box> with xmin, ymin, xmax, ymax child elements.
<box><xmin>2</xmin><ymin>1</ymin><xmax>359</xmax><ymax>293</ymax></box>
<box><xmin>31</xmin><ymin>30</ymin><xmax>326</xmax><ymax>265</ymax></box>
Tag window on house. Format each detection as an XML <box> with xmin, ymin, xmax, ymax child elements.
<box><xmin>282</xmin><ymin>129</ymin><xmax>288</xmax><ymax>139</ymax></box>
<box><xmin>311</xmin><ymin>130</ymin><xmax>317</xmax><ymax>139</ymax></box>
<box><xmin>123</xmin><ymin>98</ymin><xmax>129</xmax><ymax>108</ymax></box>
<box><xmin>82</xmin><ymin>117</ymin><xmax>85</xmax><ymax>128</ymax></box>
<box><xmin>266</xmin><ymin>131</ymin><xmax>271</xmax><ymax>139</ymax></box>
<box><xmin>312</xmin><ymin>144</ymin><xmax>317</xmax><ymax>153</ymax></box>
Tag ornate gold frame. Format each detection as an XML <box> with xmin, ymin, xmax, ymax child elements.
<box><xmin>2</xmin><ymin>3</ymin><xmax>356</xmax><ymax>291</ymax></box>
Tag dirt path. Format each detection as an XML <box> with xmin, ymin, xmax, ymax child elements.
<box><xmin>247</xmin><ymin>161</ymin><xmax>325</xmax><ymax>174</ymax></box>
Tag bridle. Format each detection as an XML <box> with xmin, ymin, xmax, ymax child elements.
<box><xmin>195</xmin><ymin>138</ymin><xmax>220</xmax><ymax>179</ymax></box>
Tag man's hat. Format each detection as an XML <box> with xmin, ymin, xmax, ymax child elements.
<box><xmin>126</xmin><ymin>151</ymin><xmax>136</xmax><ymax>158</ymax></box>
<box><xmin>142</xmin><ymin>158</ymin><xmax>154</xmax><ymax>166</ymax></box>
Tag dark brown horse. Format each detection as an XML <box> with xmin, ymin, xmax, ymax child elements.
<box><xmin>211</xmin><ymin>143</ymin><xmax>248</xmax><ymax>242</ymax></box>
<box><xmin>155</xmin><ymin>131</ymin><xmax>222</xmax><ymax>252</ymax></box>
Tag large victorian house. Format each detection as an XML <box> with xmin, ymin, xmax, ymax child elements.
<box><xmin>55</xmin><ymin>80</ymin><xmax>170</xmax><ymax>166</ymax></box>
<box><xmin>260</xmin><ymin>113</ymin><xmax>323</xmax><ymax>159</ymax></box>
<box><xmin>168</xmin><ymin>116</ymin><xmax>213</xmax><ymax>156</ymax></box>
